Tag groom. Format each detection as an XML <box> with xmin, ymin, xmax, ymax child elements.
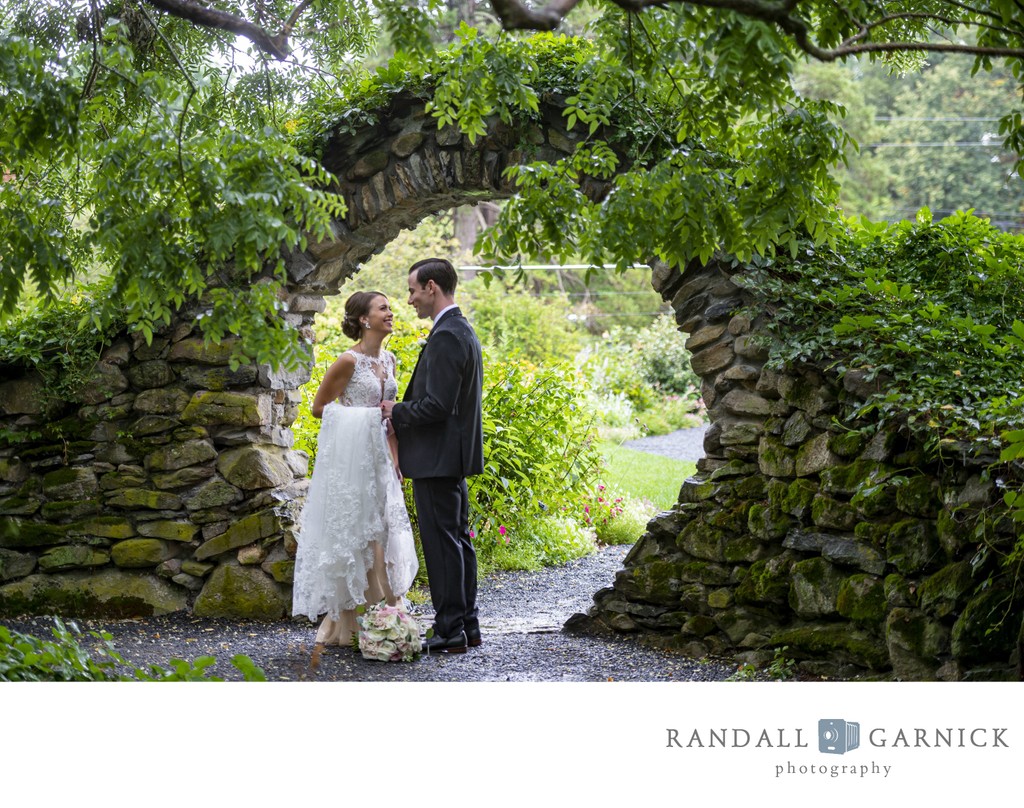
<box><xmin>381</xmin><ymin>257</ymin><xmax>484</xmax><ymax>654</ymax></box>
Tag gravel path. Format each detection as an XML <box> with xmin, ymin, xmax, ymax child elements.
<box><xmin>2</xmin><ymin>544</ymin><xmax>734</xmax><ymax>682</ymax></box>
<box><xmin>624</xmin><ymin>424</ymin><xmax>708</xmax><ymax>461</ymax></box>
<box><xmin>2</xmin><ymin>428</ymin><xmax>732</xmax><ymax>682</ymax></box>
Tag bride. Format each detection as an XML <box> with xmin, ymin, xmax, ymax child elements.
<box><xmin>291</xmin><ymin>290</ymin><xmax>418</xmax><ymax>647</ymax></box>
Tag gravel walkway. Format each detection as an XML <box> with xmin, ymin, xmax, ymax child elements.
<box><xmin>2</xmin><ymin>545</ymin><xmax>734</xmax><ymax>681</ymax></box>
<box><xmin>3</xmin><ymin>428</ymin><xmax>733</xmax><ymax>682</ymax></box>
<box><xmin>624</xmin><ymin>424</ymin><xmax>708</xmax><ymax>461</ymax></box>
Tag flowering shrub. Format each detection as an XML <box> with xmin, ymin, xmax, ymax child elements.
<box><xmin>578</xmin><ymin>483</ymin><xmax>653</xmax><ymax>546</ymax></box>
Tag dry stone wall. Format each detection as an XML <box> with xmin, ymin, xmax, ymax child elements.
<box><xmin>573</xmin><ymin>258</ymin><xmax>1023</xmax><ymax>681</ymax></box>
<box><xmin>0</xmin><ymin>91</ymin><xmax>617</xmax><ymax>622</ymax></box>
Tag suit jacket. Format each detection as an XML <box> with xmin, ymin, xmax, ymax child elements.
<box><xmin>392</xmin><ymin>307</ymin><xmax>484</xmax><ymax>479</ymax></box>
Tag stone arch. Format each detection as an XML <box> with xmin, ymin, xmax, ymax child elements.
<box><xmin>280</xmin><ymin>90</ymin><xmax>613</xmax><ymax>303</ymax></box>
<box><xmin>2</xmin><ymin>90</ymin><xmax>1021</xmax><ymax>680</ymax></box>
<box><xmin>0</xmin><ymin>91</ymin><xmax>619</xmax><ymax>620</ymax></box>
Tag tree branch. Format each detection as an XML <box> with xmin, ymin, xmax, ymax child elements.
<box><xmin>485</xmin><ymin>0</ymin><xmax>1024</xmax><ymax>59</ymax></box>
<box><xmin>488</xmin><ymin>0</ymin><xmax>586</xmax><ymax>30</ymax></box>
<box><xmin>142</xmin><ymin>0</ymin><xmax>293</xmax><ymax>59</ymax></box>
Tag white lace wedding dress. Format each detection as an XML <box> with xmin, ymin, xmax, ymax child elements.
<box><xmin>291</xmin><ymin>350</ymin><xmax>418</xmax><ymax>645</ymax></box>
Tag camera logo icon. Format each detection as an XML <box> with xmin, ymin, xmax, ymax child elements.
<box><xmin>819</xmin><ymin>719</ymin><xmax>860</xmax><ymax>755</ymax></box>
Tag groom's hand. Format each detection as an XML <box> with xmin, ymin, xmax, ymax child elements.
<box><xmin>381</xmin><ymin>400</ymin><xmax>395</xmax><ymax>420</ymax></box>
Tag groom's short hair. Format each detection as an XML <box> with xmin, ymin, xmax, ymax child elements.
<box><xmin>410</xmin><ymin>258</ymin><xmax>458</xmax><ymax>296</ymax></box>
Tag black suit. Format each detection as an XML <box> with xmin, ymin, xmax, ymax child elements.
<box><xmin>391</xmin><ymin>307</ymin><xmax>484</xmax><ymax>638</ymax></box>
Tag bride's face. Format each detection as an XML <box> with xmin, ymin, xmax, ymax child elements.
<box><xmin>364</xmin><ymin>295</ymin><xmax>394</xmax><ymax>334</ymax></box>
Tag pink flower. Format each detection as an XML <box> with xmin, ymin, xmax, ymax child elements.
<box><xmin>584</xmin><ymin>505</ymin><xmax>589</xmax><ymax>514</ymax></box>
<box><xmin>598</xmin><ymin>484</ymin><xmax>605</xmax><ymax>492</ymax></box>
<box><xmin>469</xmin><ymin>530</ymin><xmax>476</xmax><ymax>538</ymax></box>
<box><xmin>498</xmin><ymin>525</ymin><xmax>506</xmax><ymax>536</ymax></box>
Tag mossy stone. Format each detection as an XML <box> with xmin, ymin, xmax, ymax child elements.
<box><xmin>181</xmin><ymin>391</ymin><xmax>270</xmax><ymax>427</ymax></box>
<box><xmin>747</xmin><ymin>503</ymin><xmax>792</xmax><ymax>541</ymax></box>
<box><xmin>781</xmin><ymin>411</ymin><xmax>814</xmax><ymax>447</ymax></box>
<box><xmin>99</xmin><ymin>470</ymin><xmax>148</xmax><ymax>491</ymax></box>
<box><xmin>884</xmin><ymin>573</ymin><xmax>916</xmax><ymax>609</ymax></box>
<box><xmin>42</xmin><ymin>467</ymin><xmax>98</xmax><ymax>500</ymax></box>
<box><xmin>837</xmin><ymin>574</ymin><xmax>887</xmax><ymax>625</ymax></box>
<box><xmin>885</xmin><ymin>607</ymin><xmax>949</xmax><ymax>681</ymax></box>
<box><xmin>886</xmin><ymin>519</ymin><xmax>942</xmax><ymax>574</ymax></box>
<box><xmin>770</xmin><ymin>624</ymin><xmax>889</xmax><ymax>670</ymax></box>
<box><xmin>0</xmin><ymin>519</ymin><xmax>68</xmax><ymax>549</ymax></box>
<box><xmin>735</xmin><ymin>555</ymin><xmax>794</xmax><ymax>606</ymax></box>
<box><xmin>126</xmin><ymin>360</ymin><xmax>175</xmax><ymax>389</ymax></box>
<box><xmin>106</xmin><ymin>488</ymin><xmax>183</xmax><ymax>510</ymax></box>
<box><xmin>177</xmin><ymin>364</ymin><xmax>258</xmax><ymax>391</ymax></box>
<box><xmin>67</xmin><ymin>516</ymin><xmax>136</xmax><ymax>540</ymax></box>
<box><xmin>707</xmin><ymin>588</ymin><xmax>734</xmax><ymax>609</ymax></box>
<box><xmin>811</xmin><ymin>494</ymin><xmax>858</xmax><ymax>530</ymax></box>
<box><xmin>819</xmin><ymin>460</ymin><xmax>893</xmax><ymax>497</ymax></box>
<box><xmin>151</xmin><ymin>465</ymin><xmax>216</xmax><ymax>490</ymax></box>
<box><xmin>133</xmin><ymin>387</ymin><xmax>191</xmax><ymax>415</ymax></box>
<box><xmin>0</xmin><ymin>569</ymin><xmax>187</xmax><ymax>617</ymax></box>
<box><xmin>918</xmin><ymin>561</ymin><xmax>974</xmax><ymax>619</ymax></box>
<box><xmin>181</xmin><ymin>559</ymin><xmax>214</xmax><ymax>577</ymax></box>
<box><xmin>676</xmin><ymin>521</ymin><xmax>726</xmax><ymax>561</ymax></box>
<box><xmin>723</xmin><ymin>532</ymin><xmax>775</xmax><ymax>562</ymax></box>
<box><xmin>0</xmin><ymin>492</ymin><xmax>43</xmax><ymax>516</ymax></box>
<box><xmin>794</xmin><ymin>433</ymin><xmax>841</xmax><ymax>477</ymax></box>
<box><xmin>782</xmin><ymin>478</ymin><xmax>818</xmax><ymax>519</ymax></box>
<box><xmin>678</xmin><ymin>560</ymin><xmax>733</xmax><ymax>585</ymax></box>
<box><xmin>137</xmin><ymin>520</ymin><xmax>199</xmax><ymax>542</ymax></box>
<box><xmin>936</xmin><ymin>508</ymin><xmax>970</xmax><ymax>558</ymax></box>
<box><xmin>828</xmin><ymin>431</ymin><xmax>867</xmax><ymax>458</ymax></box>
<box><xmin>0</xmin><ymin>458</ymin><xmax>29</xmax><ymax>484</ymax></box>
<box><xmin>789</xmin><ymin>557</ymin><xmax>844</xmax><ymax>618</ymax></box>
<box><xmin>185</xmin><ymin>479</ymin><xmax>242</xmax><ymax>509</ymax></box>
<box><xmin>705</xmin><ymin>502</ymin><xmax>750</xmax><ymax>533</ymax></box>
<box><xmin>216</xmin><ymin>445</ymin><xmax>295</xmax><ymax>490</ymax></box>
<box><xmin>0</xmin><ymin>548</ymin><xmax>37</xmax><ymax>581</ymax></box>
<box><xmin>614</xmin><ymin>560</ymin><xmax>685</xmax><ymax>605</ymax></box>
<box><xmin>895</xmin><ymin>476</ymin><xmax>940</xmax><ymax>518</ymax></box>
<box><xmin>40</xmin><ymin>498</ymin><xmax>102</xmax><ymax>520</ymax></box>
<box><xmin>951</xmin><ymin>588</ymin><xmax>1019</xmax><ymax>664</ymax></box>
<box><xmin>194</xmin><ymin>509</ymin><xmax>281</xmax><ymax>560</ymax></box>
<box><xmin>143</xmin><ymin>438</ymin><xmax>217</xmax><ymax>473</ymax></box>
<box><xmin>262</xmin><ymin>559</ymin><xmax>294</xmax><ymax>583</ymax></box>
<box><xmin>167</xmin><ymin>337</ymin><xmax>239</xmax><ymax>365</ymax></box>
<box><xmin>681</xmin><ymin>614</ymin><xmax>717</xmax><ymax>637</ymax></box>
<box><xmin>757</xmin><ymin>436</ymin><xmax>796</xmax><ymax>477</ymax></box>
<box><xmin>192</xmin><ymin>565</ymin><xmax>287</xmax><ymax>619</ymax></box>
<box><xmin>111</xmin><ymin>538</ymin><xmax>177</xmax><ymax>568</ymax></box>
<box><xmin>39</xmin><ymin>545</ymin><xmax>111</xmax><ymax>571</ymax></box>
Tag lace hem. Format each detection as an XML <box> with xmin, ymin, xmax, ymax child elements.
<box><xmin>291</xmin><ymin>403</ymin><xmax>417</xmax><ymax>621</ymax></box>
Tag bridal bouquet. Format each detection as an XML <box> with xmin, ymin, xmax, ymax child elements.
<box><xmin>354</xmin><ymin>602</ymin><xmax>422</xmax><ymax>662</ymax></box>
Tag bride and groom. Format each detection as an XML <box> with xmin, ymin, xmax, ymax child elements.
<box><xmin>291</xmin><ymin>257</ymin><xmax>484</xmax><ymax>656</ymax></box>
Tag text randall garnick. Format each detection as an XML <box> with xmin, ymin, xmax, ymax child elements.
<box><xmin>666</xmin><ymin>728</ymin><xmax>1009</xmax><ymax>748</ymax></box>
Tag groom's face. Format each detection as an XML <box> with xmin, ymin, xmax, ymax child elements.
<box><xmin>407</xmin><ymin>270</ymin><xmax>434</xmax><ymax>320</ymax></box>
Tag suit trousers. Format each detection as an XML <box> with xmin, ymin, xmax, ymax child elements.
<box><xmin>412</xmin><ymin>476</ymin><xmax>478</xmax><ymax>639</ymax></box>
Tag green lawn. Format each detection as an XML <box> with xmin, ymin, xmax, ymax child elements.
<box><xmin>597</xmin><ymin>441</ymin><xmax>696</xmax><ymax>511</ymax></box>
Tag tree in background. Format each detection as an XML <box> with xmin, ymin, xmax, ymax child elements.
<box><xmin>796</xmin><ymin>53</ymin><xmax>1023</xmax><ymax>229</ymax></box>
<box><xmin>3</xmin><ymin>1</ymin><xmax>1024</xmax><ymax>368</ymax></box>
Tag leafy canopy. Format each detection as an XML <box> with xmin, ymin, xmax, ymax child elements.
<box><xmin>2</xmin><ymin>1</ymin><xmax>1023</xmax><ymax>369</ymax></box>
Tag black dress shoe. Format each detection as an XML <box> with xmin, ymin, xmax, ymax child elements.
<box><xmin>422</xmin><ymin>631</ymin><xmax>468</xmax><ymax>654</ymax></box>
<box><xmin>465</xmin><ymin>627</ymin><xmax>482</xmax><ymax>648</ymax></box>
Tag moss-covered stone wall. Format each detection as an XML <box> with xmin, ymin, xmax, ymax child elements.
<box><xmin>0</xmin><ymin>305</ymin><xmax>314</xmax><ymax>619</ymax></box>
<box><xmin>0</xmin><ymin>91</ymin><xmax>614</xmax><ymax>622</ymax></box>
<box><xmin>574</xmin><ymin>258</ymin><xmax>1023</xmax><ymax>681</ymax></box>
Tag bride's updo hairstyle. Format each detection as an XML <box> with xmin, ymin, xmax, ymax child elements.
<box><xmin>341</xmin><ymin>290</ymin><xmax>387</xmax><ymax>341</ymax></box>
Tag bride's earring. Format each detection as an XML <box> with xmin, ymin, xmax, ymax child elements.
<box><xmin>362</xmin><ymin>320</ymin><xmax>369</xmax><ymax>330</ymax></box>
